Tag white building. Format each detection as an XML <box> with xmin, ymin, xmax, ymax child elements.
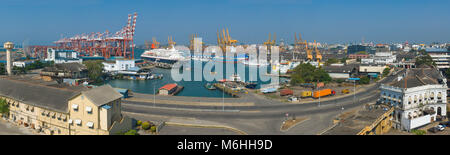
<box><xmin>102</xmin><ymin>59</ymin><xmax>135</xmax><ymax>72</ymax></box>
<box><xmin>426</xmin><ymin>48</ymin><xmax>450</xmax><ymax>69</ymax></box>
<box><xmin>361</xmin><ymin>52</ymin><xmax>396</xmax><ymax>65</ymax></box>
<box><xmin>380</xmin><ymin>67</ymin><xmax>447</xmax><ymax>131</ymax></box>
<box><xmin>45</xmin><ymin>48</ymin><xmax>82</xmax><ymax>64</ymax></box>
<box><xmin>13</xmin><ymin>60</ymin><xmax>34</xmax><ymax>68</ymax></box>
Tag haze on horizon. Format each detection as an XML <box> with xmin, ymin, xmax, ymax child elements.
<box><xmin>1</xmin><ymin>0</ymin><xmax>449</xmax><ymax>46</ymax></box>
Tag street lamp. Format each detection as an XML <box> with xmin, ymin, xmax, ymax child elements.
<box><xmin>348</xmin><ymin>78</ymin><xmax>360</xmax><ymax>104</ymax></box>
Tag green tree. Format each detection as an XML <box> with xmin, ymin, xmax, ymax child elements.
<box><xmin>83</xmin><ymin>60</ymin><xmax>104</xmax><ymax>83</ymax></box>
<box><xmin>445</xmin><ymin>68</ymin><xmax>450</xmax><ymax>79</ymax></box>
<box><xmin>382</xmin><ymin>67</ymin><xmax>391</xmax><ymax>77</ymax></box>
<box><xmin>340</xmin><ymin>58</ymin><xmax>347</xmax><ymax>64</ymax></box>
<box><xmin>325</xmin><ymin>58</ymin><xmax>340</xmax><ymax>66</ymax></box>
<box><xmin>290</xmin><ymin>63</ymin><xmax>332</xmax><ymax>85</ymax></box>
<box><xmin>359</xmin><ymin>76</ymin><xmax>370</xmax><ymax>85</ymax></box>
<box><xmin>150</xmin><ymin>126</ymin><xmax>157</xmax><ymax>133</ymax></box>
<box><xmin>0</xmin><ymin>63</ymin><xmax>5</xmax><ymax>75</ymax></box>
<box><xmin>0</xmin><ymin>99</ymin><xmax>9</xmax><ymax>116</ymax></box>
<box><xmin>415</xmin><ymin>54</ymin><xmax>436</xmax><ymax>67</ymax></box>
<box><xmin>141</xmin><ymin>121</ymin><xmax>151</xmax><ymax>130</ymax></box>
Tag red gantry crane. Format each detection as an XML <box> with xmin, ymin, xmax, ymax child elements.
<box><xmin>53</xmin><ymin>12</ymin><xmax>138</xmax><ymax>59</ymax></box>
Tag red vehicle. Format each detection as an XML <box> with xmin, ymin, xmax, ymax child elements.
<box><xmin>280</xmin><ymin>89</ymin><xmax>294</xmax><ymax>96</ymax></box>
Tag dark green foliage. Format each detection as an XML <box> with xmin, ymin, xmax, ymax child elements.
<box><xmin>124</xmin><ymin>129</ymin><xmax>139</xmax><ymax>135</ymax></box>
<box><xmin>290</xmin><ymin>63</ymin><xmax>331</xmax><ymax>85</ymax></box>
<box><xmin>83</xmin><ymin>60</ymin><xmax>104</xmax><ymax>83</ymax></box>
<box><xmin>359</xmin><ymin>76</ymin><xmax>370</xmax><ymax>84</ymax></box>
<box><xmin>382</xmin><ymin>67</ymin><xmax>390</xmax><ymax>77</ymax></box>
<box><xmin>415</xmin><ymin>54</ymin><xmax>436</xmax><ymax>67</ymax></box>
<box><xmin>0</xmin><ymin>99</ymin><xmax>9</xmax><ymax>115</ymax></box>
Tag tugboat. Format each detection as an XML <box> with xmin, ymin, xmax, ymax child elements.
<box><xmin>244</xmin><ymin>82</ymin><xmax>258</xmax><ymax>89</ymax></box>
<box><xmin>205</xmin><ymin>83</ymin><xmax>216</xmax><ymax>90</ymax></box>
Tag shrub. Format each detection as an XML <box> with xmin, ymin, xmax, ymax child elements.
<box><xmin>411</xmin><ymin>129</ymin><xmax>426</xmax><ymax>135</ymax></box>
<box><xmin>136</xmin><ymin>120</ymin><xmax>142</xmax><ymax>126</ymax></box>
<box><xmin>142</xmin><ymin>121</ymin><xmax>151</xmax><ymax>130</ymax></box>
<box><xmin>124</xmin><ymin>129</ymin><xmax>139</xmax><ymax>135</ymax></box>
<box><xmin>150</xmin><ymin>126</ymin><xmax>157</xmax><ymax>133</ymax></box>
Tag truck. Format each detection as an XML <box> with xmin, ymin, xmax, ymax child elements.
<box><xmin>300</xmin><ymin>91</ymin><xmax>312</xmax><ymax>98</ymax></box>
<box><xmin>261</xmin><ymin>87</ymin><xmax>277</xmax><ymax>94</ymax></box>
<box><xmin>313</xmin><ymin>89</ymin><xmax>336</xmax><ymax>99</ymax></box>
<box><xmin>341</xmin><ymin>89</ymin><xmax>350</xmax><ymax>94</ymax></box>
<box><xmin>280</xmin><ymin>89</ymin><xmax>293</xmax><ymax>96</ymax></box>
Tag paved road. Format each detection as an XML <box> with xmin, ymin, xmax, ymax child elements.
<box><xmin>159</xmin><ymin>125</ymin><xmax>240</xmax><ymax>135</ymax></box>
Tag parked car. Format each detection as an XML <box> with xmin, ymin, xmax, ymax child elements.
<box><xmin>437</xmin><ymin>125</ymin><xmax>445</xmax><ymax>131</ymax></box>
<box><xmin>428</xmin><ymin>127</ymin><xmax>439</xmax><ymax>133</ymax></box>
<box><xmin>439</xmin><ymin>121</ymin><xmax>450</xmax><ymax>126</ymax></box>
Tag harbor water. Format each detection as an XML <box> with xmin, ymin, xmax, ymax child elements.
<box><xmin>106</xmin><ymin>49</ymin><xmax>283</xmax><ymax>98</ymax></box>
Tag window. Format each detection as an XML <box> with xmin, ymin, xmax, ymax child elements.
<box><xmin>75</xmin><ymin>119</ymin><xmax>82</xmax><ymax>126</ymax></box>
<box><xmin>72</xmin><ymin>104</ymin><xmax>79</xmax><ymax>111</ymax></box>
<box><xmin>86</xmin><ymin>106</ymin><xmax>92</xmax><ymax>114</ymax></box>
<box><xmin>68</xmin><ymin>119</ymin><xmax>73</xmax><ymax>125</ymax></box>
<box><xmin>86</xmin><ymin>122</ymin><xmax>94</xmax><ymax>129</ymax></box>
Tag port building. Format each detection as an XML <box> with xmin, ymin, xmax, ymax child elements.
<box><xmin>0</xmin><ymin>77</ymin><xmax>132</xmax><ymax>135</ymax></box>
<box><xmin>379</xmin><ymin>66</ymin><xmax>447</xmax><ymax>131</ymax></box>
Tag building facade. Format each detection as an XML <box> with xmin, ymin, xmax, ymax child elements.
<box><xmin>0</xmin><ymin>78</ymin><xmax>132</xmax><ymax>135</ymax></box>
<box><xmin>379</xmin><ymin>68</ymin><xmax>447</xmax><ymax>131</ymax></box>
<box><xmin>45</xmin><ymin>48</ymin><xmax>82</xmax><ymax>64</ymax></box>
<box><xmin>103</xmin><ymin>59</ymin><xmax>135</xmax><ymax>72</ymax></box>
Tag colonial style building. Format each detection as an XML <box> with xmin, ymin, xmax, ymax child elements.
<box><xmin>0</xmin><ymin>77</ymin><xmax>132</xmax><ymax>135</ymax></box>
<box><xmin>379</xmin><ymin>67</ymin><xmax>447</xmax><ymax>131</ymax></box>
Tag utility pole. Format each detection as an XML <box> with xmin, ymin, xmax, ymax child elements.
<box><xmin>223</xmin><ymin>83</ymin><xmax>225</xmax><ymax>111</ymax></box>
<box><xmin>153</xmin><ymin>84</ymin><xmax>156</xmax><ymax>107</ymax></box>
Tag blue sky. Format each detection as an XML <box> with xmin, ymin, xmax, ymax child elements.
<box><xmin>1</xmin><ymin>0</ymin><xmax>449</xmax><ymax>45</ymax></box>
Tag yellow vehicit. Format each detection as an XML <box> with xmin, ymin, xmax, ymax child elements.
<box><xmin>301</xmin><ymin>91</ymin><xmax>312</xmax><ymax>98</ymax></box>
<box><xmin>342</xmin><ymin>89</ymin><xmax>350</xmax><ymax>94</ymax></box>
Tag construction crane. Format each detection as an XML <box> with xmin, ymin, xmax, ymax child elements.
<box><xmin>217</xmin><ymin>28</ymin><xmax>238</xmax><ymax>52</ymax></box>
<box><xmin>53</xmin><ymin>12</ymin><xmax>138</xmax><ymax>59</ymax></box>
<box><xmin>152</xmin><ymin>37</ymin><xmax>160</xmax><ymax>49</ymax></box>
<box><xmin>168</xmin><ymin>36</ymin><xmax>176</xmax><ymax>48</ymax></box>
<box><xmin>306</xmin><ymin>42</ymin><xmax>313</xmax><ymax>61</ymax></box>
<box><xmin>264</xmin><ymin>33</ymin><xmax>276</xmax><ymax>51</ymax></box>
<box><xmin>314</xmin><ymin>40</ymin><xmax>322</xmax><ymax>62</ymax></box>
<box><xmin>190</xmin><ymin>33</ymin><xmax>204</xmax><ymax>51</ymax></box>
<box><xmin>294</xmin><ymin>32</ymin><xmax>307</xmax><ymax>52</ymax></box>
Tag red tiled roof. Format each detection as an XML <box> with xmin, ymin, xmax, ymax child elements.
<box><xmin>159</xmin><ymin>83</ymin><xmax>177</xmax><ymax>91</ymax></box>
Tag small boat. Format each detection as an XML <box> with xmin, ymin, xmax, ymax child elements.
<box><xmin>205</xmin><ymin>83</ymin><xmax>216</xmax><ymax>90</ymax></box>
<box><xmin>245</xmin><ymin>82</ymin><xmax>258</xmax><ymax>89</ymax></box>
<box><xmin>229</xmin><ymin>73</ymin><xmax>242</xmax><ymax>82</ymax></box>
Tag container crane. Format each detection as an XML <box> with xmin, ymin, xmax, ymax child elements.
<box><xmin>264</xmin><ymin>33</ymin><xmax>276</xmax><ymax>51</ymax></box>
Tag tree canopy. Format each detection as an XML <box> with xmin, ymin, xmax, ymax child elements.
<box><xmin>0</xmin><ymin>98</ymin><xmax>9</xmax><ymax>115</ymax></box>
<box><xmin>415</xmin><ymin>54</ymin><xmax>436</xmax><ymax>67</ymax></box>
<box><xmin>83</xmin><ymin>60</ymin><xmax>104</xmax><ymax>83</ymax></box>
<box><xmin>290</xmin><ymin>63</ymin><xmax>331</xmax><ymax>85</ymax></box>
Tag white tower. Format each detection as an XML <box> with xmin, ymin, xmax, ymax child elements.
<box><xmin>4</xmin><ymin>42</ymin><xmax>14</xmax><ymax>76</ymax></box>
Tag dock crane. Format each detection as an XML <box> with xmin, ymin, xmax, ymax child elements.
<box><xmin>152</xmin><ymin>37</ymin><xmax>160</xmax><ymax>49</ymax></box>
<box><xmin>168</xmin><ymin>36</ymin><xmax>176</xmax><ymax>48</ymax></box>
<box><xmin>305</xmin><ymin>41</ymin><xmax>313</xmax><ymax>61</ymax></box>
<box><xmin>264</xmin><ymin>33</ymin><xmax>276</xmax><ymax>51</ymax></box>
<box><xmin>314</xmin><ymin>40</ymin><xmax>322</xmax><ymax>62</ymax></box>
<box><xmin>190</xmin><ymin>33</ymin><xmax>204</xmax><ymax>51</ymax></box>
<box><xmin>217</xmin><ymin>28</ymin><xmax>238</xmax><ymax>52</ymax></box>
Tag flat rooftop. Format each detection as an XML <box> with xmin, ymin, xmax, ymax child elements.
<box><xmin>323</xmin><ymin>105</ymin><xmax>388</xmax><ymax>135</ymax></box>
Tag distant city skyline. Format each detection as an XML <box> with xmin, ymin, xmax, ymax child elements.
<box><xmin>1</xmin><ymin>0</ymin><xmax>450</xmax><ymax>45</ymax></box>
